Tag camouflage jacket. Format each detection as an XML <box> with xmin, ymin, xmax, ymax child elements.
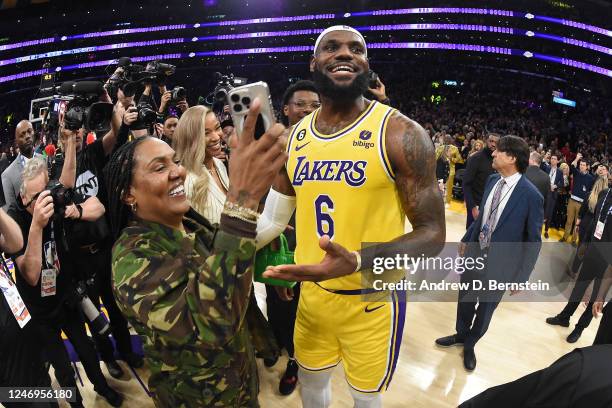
<box><xmin>112</xmin><ymin>211</ymin><xmax>259</xmax><ymax>407</ymax></box>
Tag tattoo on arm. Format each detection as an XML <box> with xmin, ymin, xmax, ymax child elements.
<box><xmin>361</xmin><ymin>113</ymin><xmax>445</xmax><ymax>270</ymax></box>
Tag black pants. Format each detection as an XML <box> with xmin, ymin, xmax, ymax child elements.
<box><xmin>455</xmin><ymin>271</ymin><xmax>505</xmax><ymax>350</ymax></box>
<box><xmin>1</xmin><ymin>303</ymin><xmax>58</xmax><ymax>408</ymax></box>
<box><xmin>544</xmin><ymin>190</ymin><xmax>558</xmax><ymax>231</ymax></box>
<box><xmin>559</xmin><ymin>248</ymin><xmax>607</xmax><ymax>330</ymax></box>
<box><xmin>265</xmin><ymin>283</ymin><xmax>300</xmax><ymax>358</ymax></box>
<box><xmin>73</xmin><ymin>244</ymin><xmax>133</xmax><ymax>362</ymax></box>
<box><xmin>37</xmin><ymin>303</ymin><xmax>110</xmax><ymax>404</ymax></box>
<box><xmin>594</xmin><ymin>302</ymin><xmax>612</xmax><ymax>345</ymax></box>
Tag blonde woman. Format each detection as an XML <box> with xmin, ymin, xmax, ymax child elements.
<box><xmin>435</xmin><ymin>135</ymin><xmax>463</xmax><ymax>204</ymax></box>
<box><xmin>468</xmin><ymin>139</ymin><xmax>484</xmax><ymax>157</ymax></box>
<box><xmin>173</xmin><ymin>105</ymin><xmax>229</xmax><ymax>224</ymax></box>
<box><xmin>172</xmin><ymin>105</ymin><xmax>279</xmax><ymax>364</ymax></box>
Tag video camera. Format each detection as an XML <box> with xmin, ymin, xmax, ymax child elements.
<box><xmin>207</xmin><ymin>72</ymin><xmax>247</xmax><ymax>125</ymax></box>
<box><xmin>37</xmin><ymin>81</ymin><xmax>113</xmax><ymax>143</ymax></box>
<box><xmin>106</xmin><ymin>57</ymin><xmax>176</xmax><ymax>98</ymax></box>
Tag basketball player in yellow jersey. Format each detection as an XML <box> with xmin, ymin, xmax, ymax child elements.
<box><xmin>257</xmin><ymin>25</ymin><xmax>445</xmax><ymax>407</ymax></box>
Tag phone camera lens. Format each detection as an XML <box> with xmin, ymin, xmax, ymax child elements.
<box><xmin>233</xmin><ymin>104</ymin><xmax>242</xmax><ymax>112</ymax></box>
<box><xmin>241</xmin><ymin>97</ymin><xmax>251</xmax><ymax>105</ymax></box>
<box><xmin>230</xmin><ymin>94</ymin><xmax>240</xmax><ymax>102</ymax></box>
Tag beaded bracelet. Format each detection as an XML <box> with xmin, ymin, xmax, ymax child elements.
<box><xmin>223</xmin><ymin>201</ymin><xmax>260</xmax><ymax>223</ymax></box>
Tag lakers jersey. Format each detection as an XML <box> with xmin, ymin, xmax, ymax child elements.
<box><xmin>286</xmin><ymin>101</ymin><xmax>405</xmax><ymax>291</ymax></box>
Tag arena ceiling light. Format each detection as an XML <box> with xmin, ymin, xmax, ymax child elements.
<box><xmin>0</xmin><ymin>7</ymin><xmax>609</xmax><ymax>53</ymax></box>
<box><xmin>1</xmin><ymin>24</ymin><xmax>609</xmax><ymax>69</ymax></box>
<box><xmin>0</xmin><ymin>42</ymin><xmax>609</xmax><ymax>85</ymax></box>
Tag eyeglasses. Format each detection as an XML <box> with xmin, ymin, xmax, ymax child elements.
<box><xmin>290</xmin><ymin>101</ymin><xmax>321</xmax><ymax>110</ymax></box>
<box><xmin>24</xmin><ymin>190</ymin><xmax>43</xmax><ymax>208</ymax></box>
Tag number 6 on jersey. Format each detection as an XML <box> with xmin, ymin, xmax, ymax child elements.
<box><xmin>315</xmin><ymin>194</ymin><xmax>335</xmax><ymax>239</ymax></box>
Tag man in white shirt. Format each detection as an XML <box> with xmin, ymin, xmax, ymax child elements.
<box><xmin>436</xmin><ymin>135</ymin><xmax>543</xmax><ymax>371</ymax></box>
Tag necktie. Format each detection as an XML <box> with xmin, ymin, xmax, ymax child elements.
<box><xmin>479</xmin><ymin>179</ymin><xmax>506</xmax><ymax>249</ymax></box>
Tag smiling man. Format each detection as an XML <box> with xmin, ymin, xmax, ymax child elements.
<box><xmin>257</xmin><ymin>26</ymin><xmax>445</xmax><ymax>407</ymax></box>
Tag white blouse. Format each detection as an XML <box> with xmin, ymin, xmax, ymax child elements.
<box><xmin>185</xmin><ymin>157</ymin><xmax>229</xmax><ymax>224</ymax></box>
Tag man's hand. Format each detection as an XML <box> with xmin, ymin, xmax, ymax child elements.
<box><xmin>60</xmin><ymin>126</ymin><xmax>76</xmax><ymax>146</ymax></box>
<box><xmin>274</xmin><ymin>286</ymin><xmax>295</xmax><ymax>301</ymax></box>
<box><xmin>471</xmin><ymin>206</ymin><xmax>479</xmax><ymax>220</ymax></box>
<box><xmin>263</xmin><ymin>235</ymin><xmax>357</xmax><ymax>282</ymax></box>
<box><xmin>33</xmin><ymin>191</ymin><xmax>54</xmax><ymax>229</ymax></box>
<box><xmin>576</xmin><ymin>153</ymin><xmax>583</xmax><ymax>161</ymax></box>
<box><xmin>123</xmin><ymin>107</ymin><xmax>138</xmax><ymax>126</ymax></box>
<box><xmin>458</xmin><ymin>242</ymin><xmax>467</xmax><ymax>257</ymax></box>
<box><xmin>64</xmin><ymin>203</ymin><xmax>80</xmax><ymax>220</ymax></box>
<box><xmin>593</xmin><ymin>301</ymin><xmax>604</xmax><ymax>317</ymax></box>
<box><xmin>368</xmin><ymin>77</ymin><xmax>387</xmax><ymax>103</ymax></box>
<box><xmin>176</xmin><ymin>99</ymin><xmax>189</xmax><ymax>113</ymax></box>
<box><xmin>159</xmin><ymin>91</ymin><xmax>172</xmax><ymax>113</ymax></box>
<box><xmin>154</xmin><ymin>123</ymin><xmax>164</xmax><ymax>138</ymax></box>
<box><xmin>111</xmin><ymin>102</ymin><xmax>126</xmax><ymax>133</ymax></box>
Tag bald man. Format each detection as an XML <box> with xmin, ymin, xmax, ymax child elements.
<box><xmin>2</xmin><ymin>120</ymin><xmax>35</xmax><ymax>210</ymax></box>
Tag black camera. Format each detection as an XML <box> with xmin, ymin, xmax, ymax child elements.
<box><xmin>46</xmin><ymin>179</ymin><xmax>75</xmax><ymax>217</ymax></box>
<box><xmin>106</xmin><ymin>57</ymin><xmax>176</xmax><ymax>99</ymax></box>
<box><xmin>129</xmin><ymin>101</ymin><xmax>161</xmax><ymax>131</ymax></box>
<box><xmin>171</xmin><ymin>86</ymin><xmax>186</xmax><ymax>102</ymax></box>
<box><xmin>75</xmin><ymin>281</ymin><xmax>110</xmax><ymax>335</ymax></box>
<box><xmin>368</xmin><ymin>70</ymin><xmax>379</xmax><ymax>89</ymax></box>
<box><xmin>58</xmin><ymin>81</ymin><xmax>113</xmax><ymax>132</ymax></box>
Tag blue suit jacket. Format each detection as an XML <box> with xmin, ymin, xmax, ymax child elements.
<box><xmin>462</xmin><ymin>173</ymin><xmax>544</xmax><ymax>283</ymax></box>
<box><xmin>540</xmin><ymin>163</ymin><xmax>563</xmax><ymax>191</ymax></box>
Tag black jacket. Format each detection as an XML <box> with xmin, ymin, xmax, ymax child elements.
<box><xmin>525</xmin><ymin>165</ymin><xmax>549</xmax><ymax>210</ymax></box>
<box><xmin>462</xmin><ymin>148</ymin><xmax>495</xmax><ymax>211</ymax></box>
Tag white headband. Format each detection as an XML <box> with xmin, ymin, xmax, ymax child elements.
<box><xmin>314</xmin><ymin>25</ymin><xmax>367</xmax><ymax>56</ymax></box>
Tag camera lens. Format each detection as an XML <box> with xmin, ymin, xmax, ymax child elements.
<box><xmin>233</xmin><ymin>104</ymin><xmax>242</xmax><ymax>112</ymax></box>
<box><xmin>241</xmin><ymin>97</ymin><xmax>251</xmax><ymax>105</ymax></box>
<box><xmin>230</xmin><ymin>94</ymin><xmax>240</xmax><ymax>103</ymax></box>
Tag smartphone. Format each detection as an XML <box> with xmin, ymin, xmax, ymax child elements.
<box><xmin>368</xmin><ymin>70</ymin><xmax>379</xmax><ymax>88</ymax></box>
<box><xmin>227</xmin><ymin>81</ymin><xmax>275</xmax><ymax>140</ymax></box>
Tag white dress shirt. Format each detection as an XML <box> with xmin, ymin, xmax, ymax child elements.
<box><xmin>481</xmin><ymin>172</ymin><xmax>522</xmax><ymax>231</ymax></box>
<box><xmin>185</xmin><ymin>157</ymin><xmax>229</xmax><ymax>224</ymax></box>
<box><xmin>549</xmin><ymin>167</ymin><xmax>557</xmax><ymax>187</ymax></box>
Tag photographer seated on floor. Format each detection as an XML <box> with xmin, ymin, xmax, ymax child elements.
<box><xmin>7</xmin><ymin>153</ymin><xmax>123</xmax><ymax>407</ymax></box>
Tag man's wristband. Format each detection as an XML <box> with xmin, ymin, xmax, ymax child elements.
<box><xmin>351</xmin><ymin>251</ymin><xmax>362</xmax><ymax>272</ymax></box>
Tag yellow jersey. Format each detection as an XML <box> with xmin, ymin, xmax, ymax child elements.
<box><xmin>286</xmin><ymin>100</ymin><xmax>405</xmax><ymax>291</ymax></box>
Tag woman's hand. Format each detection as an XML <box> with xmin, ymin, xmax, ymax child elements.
<box><xmin>227</xmin><ymin>98</ymin><xmax>287</xmax><ymax>211</ymax></box>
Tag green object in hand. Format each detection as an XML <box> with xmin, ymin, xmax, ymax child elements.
<box><xmin>254</xmin><ymin>234</ymin><xmax>296</xmax><ymax>288</ymax></box>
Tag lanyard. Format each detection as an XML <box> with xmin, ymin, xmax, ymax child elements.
<box><xmin>597</xmin><ymin>189</ymin><xmax>611</xmax><ymax>225</ymax></box>
<box><xmin>486</xmin><ymin>178</ymin><xmax>516</xmax><ymax>222</ymax></box>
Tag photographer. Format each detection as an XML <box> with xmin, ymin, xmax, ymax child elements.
<box><xmin>51</xmin><ymin>107</ymin><xmax>143</xmax><ymax>379</ymax></box>
<box><xmin>7</xmin><ymin>156</ymin><xmax>123</xmax><ymax>407</ymax></box>
<box><xmin>154</xmin><ymin>114</ymin><xmax>178</xmax><ymax>145</ymax></box>
<box><xmin>157</xmin><ymin>85</ymin><xmax>189</xmax><ymax>117</ymax></box>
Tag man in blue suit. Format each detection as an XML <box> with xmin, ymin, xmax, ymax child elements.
<box><xmin>436</xmin><ymin>135</ymin><xmax>543</xmax><ymax>371</ymax></box>
<box><xmin>540</xmin><ymin>153</ymin><xmax>564</xmax><ymax>238</ymax></box>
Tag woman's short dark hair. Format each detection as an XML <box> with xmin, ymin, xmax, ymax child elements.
<box><xmin>497</xmin><ymin>135</ymin><xmax>530</xmax><ymax>173</ymax></box>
